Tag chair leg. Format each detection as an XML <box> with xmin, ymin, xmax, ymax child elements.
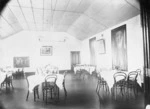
<box><xmin>63</xmin><ymin>81</ymin><xmax>67</xmax><ymax>97</ymax></box>
<box><xmin>115</xmin><ymin>87</ymin><xmax>117</xmax><ymax>100</ymax></box>
<box><xmin>96</xmin><ymin>82</ymin><xmax>99</xmax><ymax>93</ymax></box>
<box><xmin>43</xmin><ymin>90</ymin><xmax>45</xmax><ymax>101</ymax></box>
<box><xmin>34</xmin><ymin>90</ymin><xmax>36</xmax><ymax>101</ymax></box>
<box><xmin>46</xmin><ymin>89</ymin><xmax>47</xmax><ymax>104</ymax></box>
<box><xmin>98</xmin><ymin>84</ymin><xmax>100</xmax><ymax>95</ymax></box>
<box><xmin>37</xmin><ymin>89</ymin><xmax>39</xmax><ymax>99</ymax></box>
<box><xmin>6</xmin><ymin>82</ymin><xmax>8</xmax><ymax>91</ymax></box>
<box><xmin>128</xmin><ymin>87</ymin><xmax>131</xmax><ymax>99</ymax></box>
<box><xmin>133</xmin><ymin>86</ymin><xmax>137</xmax><ymax>98</ymax></box>
<box><xmin>96</xmin><ymin>83</ymin><xmax>100</xmax><ymax>95</ymax></box>
<box><xmin>26</xmin><ymin>90</ymin><xmax>29</xmax><ymax>101</ymax></box>
<box><xmin>106</xmin><ymin>85</ymin><xmax>109</xmax><ymax>96</ymax></box>
<box><xmin>121</xmin><ymin>87</ymin><xmax>123</xmax><ymax>97</ymax></box>
<box><xmin>54</xmin><ymin>86</ymin><xmax>59</xmax><ymax>102</ymax></box>
<box><xmin>57</xmin><ymin>86</ymin><xmax>59</xmax><ymax>100</ymax></box>
<box><xmin>11</xmin><ymin>81</ymin><xmax>14</xmax><ymax>89</ymax></box>
<box><xmin>50</xmin><ymin>89</ymin><xmax>52</xmax><ymax>99</ymax></box>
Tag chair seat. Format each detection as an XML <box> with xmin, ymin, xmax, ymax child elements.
<box><xmin>112</xmin><ymin>72</ymin><xmax>127</xmax><ymax>100</ymax></box>
<box><xmin>43</xmin><ymin>85</ymin><xmax>56</xmax><ymax>90</ymax></box>
<box><xmin>115</xmin><ymin>79</ymin><xmax>126</xmax><ymax>86</ymax></box>
<box><xmin>34</xmin><ymin>85</ymin><xmax>39</xmax><ymax>90</ymax></box>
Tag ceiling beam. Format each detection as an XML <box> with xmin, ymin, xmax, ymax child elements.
<box><xmin>51</xmin><ymin>0</ymin><xmax>58</xmax><ymax>31</ymax></box>
<box><xmin>83</xmin><ymin>13</ymin><xmax>108</xmax><ymax>28</ymax></box>
<box><xmin>42</xmin><ymin>0</ymin><xmax>44</xmax><ymax>31</ymax></box>
<box><xmin>1</xmin><ymin>15</ymin><xmax>16</xmax><ymax>32</ymax></box>
<box><xmin>30</xmin><ymin>0</ymin><xmax>37</xmax><ymax>31</ymax></box>
<box><xmin>73</xmin><ymin>0</ymin><xmax>83</xmax><ymax>12</ymax></box>
<box><xmin>8</xmin><ymin>6</ymin><xmax>23</xmax><ymax>30</ymax></box>
<box><xmin>57</xmin><ymin>0</ymin><xmax>71</xmax><ymax>30</ymax></box>
<box><xmin>17</xmin><ymin>0</ymin><xmax>29</xmax><ymax>29</ymax></box>
<box><xmin>0</xmin><ymin>30</ymin><xmax>21</xmax><ymax>40</ymax></box>
<box><xmin>125</xmin><ymin>0</ymin><xmax>140</xmax><ymax>11</ymax></box>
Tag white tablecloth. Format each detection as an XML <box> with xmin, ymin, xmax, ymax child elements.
<box><xmin>0</xmin><ymin>73</ymin><xmax>6</xmax><ymax>86</ymax></box>
<box><xmin>74</xmin><ymin>66</ymin><xmax>96</xmax><ymax>74</ymax></box>
<box><xmin>36</xmin><ymin>67</ymin><xmax>59</xmax><ymax>75</ymax></box>
<box><xmin>146</xmin><ymin>105</ymin><xmax>150</xmax><ymax>109</ymax></box>
<box><xmin>100</xmin><ymin>70</ymin><xmax>142</xmax><ymax>90</ymax></box>
<box><xmin>27</xmin><ymin>74</ymin><xmax>64</xmax><ymax>93</ymax></box>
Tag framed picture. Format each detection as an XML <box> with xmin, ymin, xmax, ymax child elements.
<box><xmin>13</xmin><ymin>57</ymin><xmax>30</xmax><ymax>68</ymax></box>
<box><xmin>97</xmin><ymin>39</ymin><xmax>106</xmax><ymax>54</ymax></box>
<box><xmin>111</xmin><ymin>24</ymin><xmax>128</xmax><ymax>71</ymax></box>
<box><xmin>40</xmin><ymin>46</ymin><xmax>52</xmax><ymax>56</ymax></box>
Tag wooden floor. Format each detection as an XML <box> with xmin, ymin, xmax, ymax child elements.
<box><xmin>0</xmin><ymin>71</ymin><xmax>145</xmax><ymax>109</ymax></box>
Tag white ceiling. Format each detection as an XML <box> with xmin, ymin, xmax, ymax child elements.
<box><xmin>0</xmin><ymin>0</ymin><xmax>140</xmax><ymax>40</ymax></box>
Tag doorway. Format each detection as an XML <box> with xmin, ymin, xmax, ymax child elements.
<box><xmin>70</xmin><ymin>51</ymin><xmax>80</xmax><ymax>71</ymax></box>
<box><xmin>89</xmin><ymin>37</ymin><xmax>96</xmax><ymax>65</ymax></box>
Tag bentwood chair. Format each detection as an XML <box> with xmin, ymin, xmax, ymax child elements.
<box><xmin>112</xmin><ymin>72</ymin><xmax>127</xmax><ymax>100</ymax></box>
<box><xmin>126</xmin><ymin>71</ymin><xmax>138</xmax><ymax>99</ymax></box>
<box><xmin>92</xmin><ymin>70</ymin><xmax>98</xmax><ymax>78</ymax></box>
<box><xmin>96</xmin><ymin>74</ymin><xmax>109</xmax><ymax>99</ymax></box>
<box><xmin>1</xmin><ymin>74</ymin><xmax>14</xmax><ymax>90</ymax></box>
<box><xmin>42</xmin><ymin>74</ymin><xmax>59</xmax><ymax>104</ymax></box>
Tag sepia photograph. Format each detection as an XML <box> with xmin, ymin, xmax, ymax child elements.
<box><xmin>0</xmin><ymin>0</ymin><xmax>150</xmax><ymax>109</ymax></box>
<box><xmin>13</xmin><ymin>57</ymin><xmax>30</xmax><ymax>68</ymax></box>
<box><xmin>40</xmin><ymin>46</ymin><xmax>52</xmax><ymax>56</ymax></box>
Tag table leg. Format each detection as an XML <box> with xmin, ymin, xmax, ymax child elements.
<box><xmin>26</xmin><ymin>90</ymin><xmax>29</xmax><ymax>101</ymax></box>
<box><xmin>63</xmin><ymin>80</ymin><xmax>67</xmax><ymax>97</ymax></box>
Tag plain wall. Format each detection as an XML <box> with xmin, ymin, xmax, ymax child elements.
<box><xmin>0</xmin><ymin>31</ymin><xmax>81</xmax><ymax>72</ymax></box>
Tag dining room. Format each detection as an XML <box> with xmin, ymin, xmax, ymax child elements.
<box><xmin>0</xmin><ymin>0</ymin><xmax>150</xmax><ymax>109</ymax></box>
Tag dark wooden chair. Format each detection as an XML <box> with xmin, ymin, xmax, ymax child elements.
<box><xmin>126</xmin><ymin>71</ymin><xmax>138</xmax><ymax>99</ymax></box>
<box><xmin>96</xmin><ymin>74</ymin><xmax>109</xmax><ymax>98</ymax></box>
<box><xmin>112</xmin><ymin>72</ymin><xmax>127</xmax><ymax>100</ymax></box>
<box><xmin>1</xmin><ymin>75</ymin><xmax>14</xmax><ymax>90</ymax></box>
<box><xmin>42</xmin><ymin>74</ymin><xmax>59</xmax><ymax>104</ymax></box>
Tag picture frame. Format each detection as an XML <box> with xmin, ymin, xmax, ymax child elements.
<box><xmin>13</xmin><ymin>57</ymin><xmax>30</xmax><ymax>68</ymax></box>
<box><xmin>97</xmin><ymin>39</ymin><xmax>106</xmax><ymax>54</ymax></box>
<box><xmin>111</xmin><ymin>24</ymin><xmax>128</xmax><ymax>71</ymax></box>
<box><xmin>40</xmin><ymin>46</ymin><xmax>52</xmax><ymax>56</ymax></box>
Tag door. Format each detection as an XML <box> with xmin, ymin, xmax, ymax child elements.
<box><xmin>70</xmin><ymin>51</ymin><xmax>80</xmax><ymax>71</ymax></box>
<box><xmin>89</xmin><ymin>37</ymin><xmax>96</xmax><ymax>65</ymax></box>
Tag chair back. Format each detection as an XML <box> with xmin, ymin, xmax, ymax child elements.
<box><xmin>45</xmin><ymin>74</ymin><xmax>57</xmax><ymax>86</ymax></box>
<box><xmin>113</xmin><ymin>71</ymin><xmax>127</xmax><ymax>83</ymax></box>
<box><xmin>127</xmin><ymin>71</ymin><xmax>138</xmax><ymax>81</ymax></box>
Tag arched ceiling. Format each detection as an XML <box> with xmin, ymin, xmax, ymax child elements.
<box><xmin>0</xmin><ymin>0</ymin><xmax>140</xmax><ymax>40</ymax></box>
